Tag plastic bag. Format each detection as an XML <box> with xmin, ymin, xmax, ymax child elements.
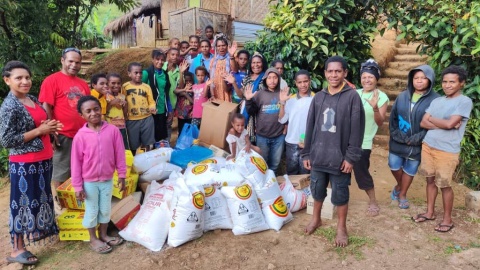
<box><xmin>184</xmin><ymin>163</ymin><xmax>219</xmax><ymax>187</ymax></box>
<box><xmin>119</xmin><ymin>181</ymin><xmax>174</xmax><ymax>251</ymax></box>
<box><xmin>254</xmin><ymin>178</ymin><xmax>293</xmax><ymax>231</ymax></box>
<box><xmin>221</xmin><ymin>183</ymin><xmax>269</xmax><ymax>235</ymax></box>
<box><xmin>133</xmin><ymin>147</ymin><xmax>173</xmax><ymax>174</ymax></box>
<box><xmin>203</xmin><ymin>185</ymin><xmax>233</xmax><ymax>231</ymax></box>
<box><xmin>168</xmin><ymin>178</ymin><xmax>205</xmax><ymax>247</ymax></box>
<box><xmin>175</xmin><ymin>123</ymin><xmax>199</xmax><ymax>150</ymax></box>
<box><xmin>279</xmin><ymin>175</ymin><xmax>308</xmax><ymax>213</ymax></box>
<box><xmin>139</xmin><ymin>162</ymin><xmax>182</xmax><ymax>182</ymax></box>
<box><xmin>234</xmin><ymin>150</ymin><xmax>268</xmax><ymax>188</ymax></box>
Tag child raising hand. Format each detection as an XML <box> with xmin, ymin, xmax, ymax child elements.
<box><xmin>226</xmin><ymin>113</ymin><xmax>261</xmax><ymax>160</ymax></box>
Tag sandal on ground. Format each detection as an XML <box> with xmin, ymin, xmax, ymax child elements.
<box><xmin>6</xmin><ymin>250</ymin><xmax>38</xmax><ymax>265</ymax></box>
<box><xmin>105</xmin><ymin>236</ymin><xmax>124</xmax><ymax>247</ymax></box>
<box><xmin>411</xmin><ymin>213</ymin><xmax>436</xmax><ymax>223</ymax></box>
<box><xmin>390</xmin><ymin>187</ymin><xmax>400</xmax><ymax>201</ymax></box>
<box><xmin>435</xmin><ymin>223</ymin><xmax>454</xmax><ymax>233</ymax></box>
<box><xmin>90</xmin><ymin>243</ymin><xmax>112</xmax><ymax>254</ymax></box>
<box><xmin>398</xmin><ymin>199</ymin><xmax>410</xmax><ymax>209</ymax></box>
<box><xmin>366</xmin><ymin>204</ymin><xmax>380</xmax><ymax>217</ymax></box>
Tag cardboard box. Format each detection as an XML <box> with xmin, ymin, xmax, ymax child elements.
<box><xmin>199</xmin><ymin>100</ymin><xmax>239</xmax><ymax>150</ymax></box>
<box><xmin>57</xmin><ymin>209</ymin><xmax>85</xmax><ymax>230</ymax></box>
<box><xmin>306</xmin><ymin>188</ymin><xmax>336</xmax><ymax>219</ymax></box>
<box><xmin>57</xmin><ymin>179</ymin><xmax>85</xmax><ymax>210</ymax></box>
<box><xmin>138</xmin><ymin>182</ymin><xmax>151</xmax><ymax>194</ymax></box>
<box><xmin>113</xmin><ymin>150</ymin><xmax>134</xmax><ymax>178</ymax></box>
<box><xmin>59</xmin><ymin>227</ymin><xmax>98</xmax><ymax>241</ymax></box>
<box><xmin>277</xmin><ymin>175</ymin><xmax>311</xmax><ymax>190</ymax></box>
<box><xmin>112</xmin><ymin>172</ymin><xmax>139</xmax><ymax>199</ymax></box>
<box><xmin>110</xmin><ymin>193</ymin><xmax>141</xmax><ymax>230</ymax></box>
<box><xmin>209</xmin><ymin>144</ymin><xmax>230</xmax><ymax>158</ymax></box>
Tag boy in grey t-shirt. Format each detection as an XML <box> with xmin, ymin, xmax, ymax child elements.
<box><xmin>412</xmin><ymin>66</ymin><xmax>473</xmax><ymax>233</ymax></box>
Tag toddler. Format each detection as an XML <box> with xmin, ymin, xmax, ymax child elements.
<box><xmin>226</xmin><ymin>113</ymin><xmax>260</xmax><ymax>160</ymax></box>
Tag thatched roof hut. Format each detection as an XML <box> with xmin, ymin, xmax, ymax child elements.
<box><xmin>104</xmin><ymin>0</ymin><xmax>161</xmax><ymax>35</ymax></box>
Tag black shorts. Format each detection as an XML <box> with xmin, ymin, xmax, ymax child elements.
<box><xmin>353</xmin><ymin>149</ymin><xmax>374</xmax><ymax>190</ymax></box>
<box><xmin>310</xmin><ymin>170</ymin><xmax>351</xmax><ymax>206</ymax></box>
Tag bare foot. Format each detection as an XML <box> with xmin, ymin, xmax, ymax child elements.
<box><xmin>335</xmin><ymin>228</ymin><xmax>348</xmax><ymax>247</ymax></box>
<box><xmin>304</xmin><ymin>219</ymin><xmax>322</xmax><ymax>235</ymax></box>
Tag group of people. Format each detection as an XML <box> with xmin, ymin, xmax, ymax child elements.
<box><xmin>0</xmin><ymin>24</ymin><xmax>473</xmax><ymax>264</ymax></box>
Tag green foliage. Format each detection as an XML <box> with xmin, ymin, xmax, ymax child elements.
<box><xmin>0</xmin><ymin>147</ymin><xmax>8</xmax><ymax>177</ymax></box>
<box><xmin>245</xmin><ymin>0</ymin><xmax>384</xmax><ymax>90</ymax></box>
<box><xmin>385</xmin><ymin>0</ymin><xmax>480</xmax><ymax>190</ymax></box>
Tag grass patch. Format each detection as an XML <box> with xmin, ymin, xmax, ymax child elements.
<box><xmin>454</xmin><ymin>205</ymin><xmax>467</xmax><ymax>210</ymax></box>
<box><xmin>409</xmin><ymin>197</ymin><xmax>425</xmax><ymax>206</ymax></box>
<box><xmin>444</xmin><ymin>244</ymin><xmax>463</xmax><ymax>255</ymax></box>
<box><xmin>314</xmin><ymin>227</ymin><xmax>375</xmax><ymax>260</ymax></box>
<box><xmin>464</xmin><ymin>216</ymin><xmax>480</xmax><ymax>224</ymax></box>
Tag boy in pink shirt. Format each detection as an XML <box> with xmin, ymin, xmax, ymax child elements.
<box><xmin>71</xmin><ymin>96</ymin><xmax>126</xmax><ymax>254</ymax></box>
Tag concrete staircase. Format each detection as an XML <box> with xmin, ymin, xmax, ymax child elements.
<box><xmin>374</xmin><ymin>43</ymin><xmax>428</xmax><ymax>147</ymax></box>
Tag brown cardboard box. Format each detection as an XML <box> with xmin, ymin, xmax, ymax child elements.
<box><xmin>306</xmin><ymin>188</ymin><xmax>336</xmax><ymax>219</ymax></box>
<box><xmin>57</xmin><ymin>179</ymin><xmax>85</xmax><ymax>210</ymax></box>
<box><xmin>277</xmin><ymin>175</ymin><xmax>311</xmax><ymax>190</ymax></box>
<box><xmin>199</xmin><ymin>100</ymin><xmax>239</xmax><ymax>150</ymax></box>
<box><xmin>110</xmin><ymin>193</ymin><xmax>141</xmax><ymax>230</ymax></box>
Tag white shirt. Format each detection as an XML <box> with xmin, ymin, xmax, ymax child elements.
<box><xmin>279</xmin><ymin>92</ymin><xmax>314</xmax><ymax>144</ymax></box>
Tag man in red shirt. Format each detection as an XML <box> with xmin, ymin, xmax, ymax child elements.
<box><xmin>39</xmin><ymin>47</ymin><xmax>90</xmax><ymax>193</ymax></box>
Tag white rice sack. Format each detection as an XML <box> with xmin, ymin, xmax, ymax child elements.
<box><xmin>140</xmin><ymin>163</ymin><xmax>182</xmax><ymax>182</ymax></box>
<box><xmin>199</xmin><ymin>157</ymin><xmax>227</xmax><ymax>168</ymax></box>
<box><xmin>168</xmin><ymin>178</ymin><xmax>205</xmax><ymax>247</ymax></box>
<box><xmin>212</xmin><ymin>164</ymin><xmax>244</xmax><ymax>187</ymax></box>
<box><xmin>235</xmin><ymin>150</ymin><xmax>268</xmax><ymax>188</ymax></box>
<box><xmin>203</xmin><ymin>185</ymin><xmax>233</xmax><ymax>231</ymax></box>
<box><xmin>279</xmin><ymin>175</ymin><xmax>307</xmax><ymax>212</ymax></box>
<box><xmin>221</xmin><ymin>183</ymin><xmax>269</xmax><ymax>235</ymax></box>
<box><xmin>254</xmin><ymin>172</ymin><xmax>293</xmax><ymax>231</ymax></box>
<box><xmin>133</xmin><ymin>147</ymin><xmax>173</xmax><ymax>174</ymax></box>
<box><xmin>184</xmin><ymin>163</ymin><xmax>219</xmax><ymax>187</ymax></box>
<box><xmin>119</xmin><ymin>182</ymin><xmax>174</xmax><ymax>251</ymax></box>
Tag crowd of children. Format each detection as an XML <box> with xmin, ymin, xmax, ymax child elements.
<box><xmin>1</xmin><ymin>24</ymin><xmax>474</xmax><ymax>264</ymax></box>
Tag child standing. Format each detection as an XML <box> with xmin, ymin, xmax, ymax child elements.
<box><xmin>72</xmin><ymin>95</ymin><xmax>126</xmax><ymax>254</ymax></box>
<box><xmin>90</xmin><ymin>73</ymin><xmax>109</xmax><ymax>120</ymax></box>
<box><xmin>169</xmin><ymin>38</ymin><xmax>180</xmax><ymax>49</ymax></box>
<box><xmin>245</xmin><ymin>67</ymin><xmax>286</xmax><ymax>173</ymax></box>
<box><xmin>226</xmin><ymin>113</ymin><xmax>261</xmax><ymax>160</ymax></box>
<box><xmin>189</xmin><ymin>39</ymin><xmax>213</xmax><ymax>79</ymax></box>
<box><xmin>225</xmin><ymin>50</ymin><xmax>250</xmax><ymax>104</ymax></box>
<box><xmin>106</xmin><ymin>73</ymin><xmax>129</xmax><ymax>149</ymax></box>
<box><xmin>413</xmin><ymin>66</ymin><xmax>473</xmax><ymax>232</ymax></box>
<box><xmin>174</xmin><ymin>71</ymin><xmax>194</xmax><ymax>134</ymax></box>
<box><xmin>192</xmin><ymin>66</ymin><xmax>211</xmax><ymax>128</ymax></box>
<box><xmin>122</xmin><ymin>62</ymin><xmax>156</xmax><ymax>155</ymax></box>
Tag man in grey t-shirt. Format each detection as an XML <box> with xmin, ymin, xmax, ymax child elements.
<box><xmin>412</xmin><ymin>66</ymin><xmax>472</xmax><ymax>233</ymax></box>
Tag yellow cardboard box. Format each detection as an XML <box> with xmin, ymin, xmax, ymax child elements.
<box><xmin>57</xmin><ymin>209</ymin><xmax>85</xmax><ymax>230</ymax></box>
<box><xmin>113</xmin><ymin>150</ymin><xmax>134</xmax><ymax>177</ymax></box>
<box><xmin>59</xmin><ymin>227</ymin><xmax>99</xmax><ymax>241</ymax></box>
<box><xmin>112</xmin><ymin>172</ymin><xmax>139</xmax><ymax>199</ymax></box>
<box><xmin>57</xmin><ymin>179</ymin><xmax>85</xmax><ymax>210</ymax></box>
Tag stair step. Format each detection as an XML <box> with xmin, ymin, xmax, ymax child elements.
<box><xmin>394</xmin><ymin>54</ymin><xmax>428</xmax><ymax>62</ymax></box>
<box><xmin>383</xmin><ymin>68</ymin><xmax>409</xmax><ymax>79</ymax></box>
<box><xmin>387</xmin><ymin>61</ymin><xmax>426</xmax><ymax>71</ymax></box>
<box><xmin>378</xmin><ymin>78</ymin><xmax>407</xmax><ymax>92</ymax></box>
<box><xmin>397</xmin><ymin>43</ymin><xmax>422</xmax><ymax>48</ymax></box>
<box><xmin>396</xmin><ymin>47</ymin><xmax>419</xmax><ymax>55</ymax></box>
<box><xmin>82</xmin><ymin>60</ymin><xmax>94</xmax><ymax>64</ymax></box>
<box><xmin>383</xmin><ymin>89</ymin><xmax>404</xmax><ymax>100</ymax></box>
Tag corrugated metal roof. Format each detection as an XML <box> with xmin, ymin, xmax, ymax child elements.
<box><xmin>233</xmin><ymin>21</ymin><xmax>264</xmax><ymax>44</ymax></box>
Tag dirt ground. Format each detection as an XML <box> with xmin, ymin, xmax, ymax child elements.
<box><xmin>1</xmin><ymin>146</ymin><xmax>479</xmax><ymax>270</ymax></box>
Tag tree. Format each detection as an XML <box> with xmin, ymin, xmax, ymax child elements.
<box><xmin>245</xmin><ymin>0</ymin><xmax>386</xmax><ymax>90</ymax></box>
<box><xmin>0</xmin><ymin>0</ymin><xmax>137</xmax><ymax>96</ymax></box>
<box><xmin>385</xmin><ymin>0</ymin><xmax>480</xmax><ymax>189</ymax></box>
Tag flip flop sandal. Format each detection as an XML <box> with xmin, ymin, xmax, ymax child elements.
<box><xmin>390</xmin><ymin>187</ymin><xmax>400</xmax><ymax>201</ymax></box>
<box><xmin>90</xmin><ymin>243</ymin><xmax>112</xmax><ymax>254</ymax></box>
<box><xmin>6</xmin><ymin>250</ymin><xmax>38</xmax><ymax>265</ymax></box>
<box><xmin>435</xmin><ymin>223</ymin><xmax>454</xmax><ymax>233</ymax></box>
<box><xmin>106</xmin><ymin>236</ymin><xmax>124</xmax><ymax>247</ymax></box>
<box><xmin>411</xmin><ymin>214</ymin><xmax>436</xmax><ymax>223</ymax></box>
<box><xmin>398</xmin><ymin>199</ymin><xmax>410</xmax><ymax>209</ymax></box>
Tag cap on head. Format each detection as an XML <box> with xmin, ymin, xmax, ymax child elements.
<box><xmin>360</xmin><ymin>59</ymin><xmax>381</xmax><ymax>80</ymax></box>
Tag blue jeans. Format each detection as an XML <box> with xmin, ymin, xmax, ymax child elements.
<box><xmin>388</xmin><ymin>152</ymin><xmax>420</xmax><ymax>176</ymax></box>
<box><xmin>256</xmin><ymin>134</ymin><xmax>285</xmax><ymax>173</ymax></box>
<box><xmin>285</xmin><ymin>142</ymin><xmax>310</xmax><ymax>175</ymax></box>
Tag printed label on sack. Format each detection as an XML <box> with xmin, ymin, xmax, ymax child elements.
<box><xmin>250</xmin><ymin>156</ymin><xmax>267</xmax><ymax>174</ymax></box>
<box><xmin>192</xmin><ymin>191</ymin><xmax>205</xmax><ymax>209</ymax></box>
<box><xmin>234</xmin><ymin>184</ymin><xmax>252</xmax><ymax>200</ymax></box>
<box><xmin>191</xmin><ymin>164</ymin><xmax>208</xmax><ymax>175</ymax></box>
<box><xmin>201</xmin><ymin>158</ymin><xmax>217</xmax><ymax>164</ymax></box>
<box><xmin>204</xmin><ymin>186</ymin><xmax>215</xmax><ymax>197</ymax></box>
<box><xmin>269</xmin><ymin>196</ymin><xmax>289</xmax><ymax>218</ymax></box>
